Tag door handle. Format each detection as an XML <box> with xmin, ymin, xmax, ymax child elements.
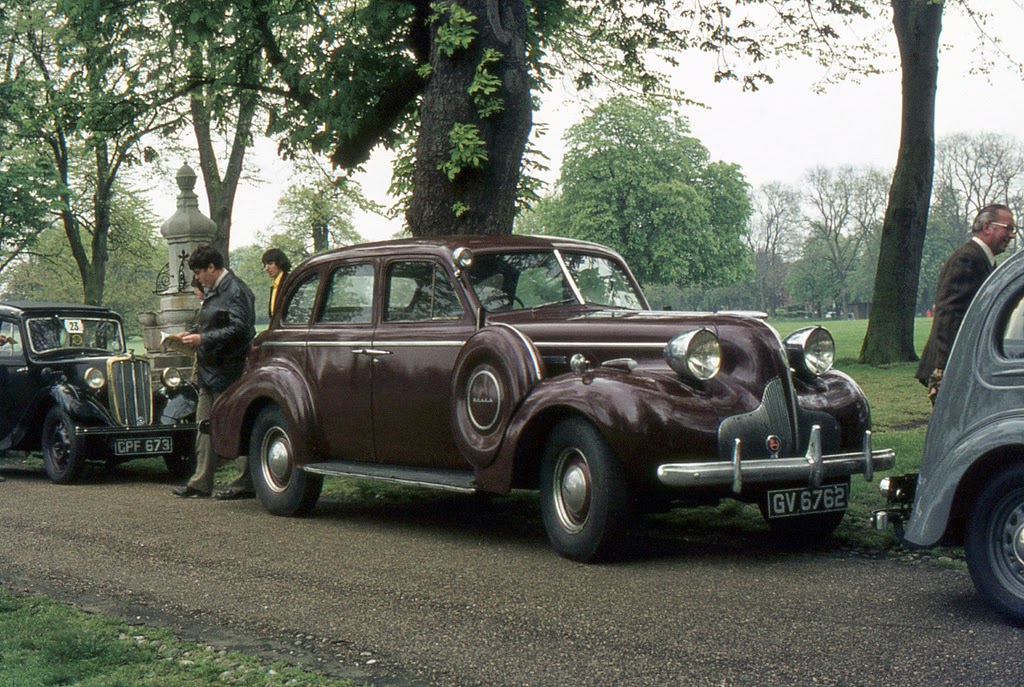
<box><xmin>352</xmin><ymin>348</ymin><xmax>392</xmax><ymax>356</ymax></box>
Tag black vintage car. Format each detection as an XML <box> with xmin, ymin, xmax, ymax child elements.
<box><xmin>0</xmin><ymin>302</ymin><xmax>198</xmax><ymax>483</ymax></box>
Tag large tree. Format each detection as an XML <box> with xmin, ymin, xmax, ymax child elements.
<box><xmin>859</xmin><ymin>0</ymin><xmax>943</xmax><ymax>363</ymax></box>
<box><xmin>530</xmin><ymin>97</ymin><xmax>751</xmax><ymax>287</ymax></box>
<box><xmin>0</xmin><ymin>0</ymin><xmax>181</xmax><ymax>305</ymax></box>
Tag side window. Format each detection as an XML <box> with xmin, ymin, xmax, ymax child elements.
<box><xmin>1001</xmin><ymin>291</ymin><xmax>1024</xmax><ymax>358</ymax></box>
<box><xmin>385</xmin><ymin>261</ymin><xmax>464</xmax><ymax>322</ymax></box>
<box><xmin>0</xmin><ymin>321</ymin><xmax>23</xmax><ymax>359</ymax></box>
<box><xmin>281</xmin><ymin>274</ymin><xmax>321</xmax><ymax>326</ymax></box>
<box><xmin>319</xmin><ymin>263</ymin><xmax>375</xmax><ymax>324</ymax></box>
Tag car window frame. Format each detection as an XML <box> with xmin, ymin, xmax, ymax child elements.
<box><xmin>382</xmin><ymin>259</ymin><xmax>468</xmax><ymax>324</ymax></box>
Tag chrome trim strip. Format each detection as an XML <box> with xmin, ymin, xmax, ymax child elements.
<box><xmin>534</xmin><ymin>341</ymin><xmax>666</xmax><ymax>349</ymax></box>
<box><xmin>552</xmin><ymin>249</ymin><xmax>586</xmax><ymax>305</ymax></box>
<box><xmin>372</xmin><ymin>340</ymin><xmax>466</xmax><ymax>347</ymax></box>
<box><xmin>490</xmin><ymin>322</ymin><xmax>543</xmax><ymax>379</ymax></box>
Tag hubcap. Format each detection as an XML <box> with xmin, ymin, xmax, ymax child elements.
<box><xmin>553</xmin><ymin>447</ymin><xmax>591</xmax><ymax>533</ymax></box>
<box><xmin>261</xmin><ymin>427</ymin><xmax>292</xmax><ymax>493</ymax></box>
<box><xmin>993</xmin><ymin>493</ymin><xmax>1024</xmax><ymax>591</ymax></box>
<box><xmin>51</xmin><ymin>422</ymin><xmax>71</xmax><ymax>468</ymax></box>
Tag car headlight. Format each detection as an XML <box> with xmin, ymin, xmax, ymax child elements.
<box><xmin>664</xmin><ymin>328</ymin><xmax>720</xmax><ymax>381</ymax></box>
<box><xmin>84</xmin><ymin>367</ymin><xmax>105</xmax><ymax>390</ymax></box>
<box><xmin>784</xmin><ymin>326</ymin><xmax>835</xmax><ymax>377</ymax></box>
<box><xmin>161</xmin><ymin>366</ymin><xmax>183</xmax><ymax>389</ymax></box>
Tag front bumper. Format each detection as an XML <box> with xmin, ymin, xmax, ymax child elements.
<box><xmin>656</xmin><ymin>426</ymin><xmax>895</xmax><ymax>494</ymax></box>
<box><xmin>72</xmin><ymin>423</ymin><xmax>197</xmax><ymax>460</ymax></box>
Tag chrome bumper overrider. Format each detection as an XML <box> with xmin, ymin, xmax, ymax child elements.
<box><xmin>656</xmin><ymin>427</ymin><xmax>895</xmax><ymax>494</ymax></box>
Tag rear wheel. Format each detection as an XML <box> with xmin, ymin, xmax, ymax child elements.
<box><xmin>964</xmin><ymin>463</ymin><xmax>1024</xmax><ymax>624</ymax></box>
<box><xmin>41</xmin><ymin>408</ymin><xmax>84</xmax><ymax>484</ymax></box>
<box><xmin>249</xmin><ymin>405</ymin><xmax>322</xmax><ymax>516</ymax></box>
<box><xmin>539</xmin><ymin>417</ymin><xmax>632</xmax><ymax>562</ymax></box>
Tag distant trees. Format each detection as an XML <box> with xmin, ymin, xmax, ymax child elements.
<box><xmin>522</xmin><ymin>97</ymin><xmax>751</xmax><ymax>288</ymax></box>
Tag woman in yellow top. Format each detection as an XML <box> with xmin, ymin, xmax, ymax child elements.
<box><xmin>261</xmin><ymin>248</ymin><xmax>292</xmax><ymax>318</ymax></box>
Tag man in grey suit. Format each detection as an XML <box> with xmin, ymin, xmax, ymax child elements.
<box><xmin>917</xmin><ymin>204</ymin><xmax>1016</xmax><ymax>402</ymax></box>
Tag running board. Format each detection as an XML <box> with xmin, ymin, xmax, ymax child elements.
<box><xmin>302</xmin><ymin>461</ymin><xmax>477</xmax><ymax>493</ymax></box>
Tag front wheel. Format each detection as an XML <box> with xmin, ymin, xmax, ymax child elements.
<box><xmin>41</xmin><ymin>408</ymin><xmax>84</xmax><ymax>484</ymax></box>
<box><xmin>249</xmin><ymin>405</ymin><xmax>322</xmax><ymax>516</ymax></box>
<box><xmin>964</xmin><ymin>464</ymin><xmax>1024</xmax><ymax>625</ymax></box>
<box><xmin>539</xmin><ymin>417</ymin><xmax>632</xmax><ymax>562</ymax></box>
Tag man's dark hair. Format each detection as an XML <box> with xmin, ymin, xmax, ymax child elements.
<box><xmin>261</xmin><ymin>247</ymin><xmax>291</xmax><ymax>273</ymax></box>
<box><xmin>188</xmin><ymin>245</ymin><xmax>224</xmax><ymax>271</ymax></box>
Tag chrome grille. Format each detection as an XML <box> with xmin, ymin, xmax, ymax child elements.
<box><xmin>717</xmin><ymin>377</ymin><xmax>796</xmax><ymax>460</ymax></box>
<box><xmin>107</xmin><ymin>356</ymin><xmax>152</xmax><ymax>427</ymax></box>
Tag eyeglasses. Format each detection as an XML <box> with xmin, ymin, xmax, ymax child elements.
<box><xmin>990</xmin><ymin>221</ymin><xmax>1017</xmax><ymax>234</ymax></box>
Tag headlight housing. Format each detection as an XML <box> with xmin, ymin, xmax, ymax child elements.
<box><xmin>784</xmin><ymin>326</ymin><xmax>835</xmax><ymax>378</ymax></box>
<box><xmin>161</xmin><ymin>366</ymin><xmax>183</xmax><ymax>389</ymax></box>
<box><xmin>83</xmin><ymin>367</ymin><xmax>105</xmax><ymax>390</ymax></box>
<box><xmin>664</xmin><ymin>328</ymin><xmax>720</xmax><ymax>381</ymax></box>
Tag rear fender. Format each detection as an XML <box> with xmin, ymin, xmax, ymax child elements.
<box><xmin>210</xmin><ymin>360</ymin><xmax>318</xmax><ymax>463</ymax></box>
<box><xmin>906</xmin><ymin>415</ymin><xmax>1024</xmax><ymax>546</ymax></box>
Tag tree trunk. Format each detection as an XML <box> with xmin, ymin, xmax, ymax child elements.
<box><xmin>860</xmin><ymin>0</ymin><xmax>943</xmax><ymax>364</ymax></box>
<box><xmin>192</xmin><ymin>91</ymin><xmax>256</xmax><ymax>266</ymax></box>
<box><xmin>407</xmin><ymin>0</ymin><xmax>532</xmax><ymax>236</ymax></box>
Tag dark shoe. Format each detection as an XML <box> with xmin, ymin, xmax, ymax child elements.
<box><xmin>214</xmin><ymin>487</ymin><xmax>255</xmax><ymax>501</ymax></box>
<box><xmin>172</xmin><ymin>486</ymin><xmax>210</xmax><ymax>498</ymax></box>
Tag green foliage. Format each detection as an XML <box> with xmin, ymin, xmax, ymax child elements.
<box><xmin>0</xmin><ymin>588</ymin><xmax>358</xmax><ymax>686</ymax></box>
<box><xmin>0</xmin><ymin>186</ymin><xmax>164</xmax><ymax>335</ymax></box>
<box><xmin>527</xmin><ymin>96</ymin><xmax>752</xmax><ymax>288</ymax></box>
<box><xmin>429</xmin><ymin>1</ymin><xmax>479</xmax><ymax>57</ymax></box>
<box><xmin>469</xmin><ymin>49</ymin><xmax>505</xmax><ymax>118</ymax></box>
<box><xmin>438</xmin><ymin>122</ymin><xmax>489</xmax><ymax>181</ymax></box>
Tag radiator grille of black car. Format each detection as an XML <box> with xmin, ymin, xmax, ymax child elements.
<box><xmin>107</xmin><ymin>356</ymin><xmax>153</xmax><ymax>427</ymax></box>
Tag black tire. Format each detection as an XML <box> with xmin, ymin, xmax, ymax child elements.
<box><xmin>249</xmin><ymin>405</ymin><xmax>322</xmax><ymax>516</ymax></box>
<box><xmin>539</xmin><ymin>417</ymin><xmax>632</xmax><ymax>562</ymax></box>
<box><xmin>964</xmin><ymin>463</ymin><xmax>1024</xmax><ymax>624</ymax></box>
<box><xmin>164</xmin><ymin>454</ymin><xmax>196</xmax><ymax>480</ymax></box>
<box><xmin>758</xmin><ymin>479</ymin><xmax>849</xmax><ymax>542</ymax></box>
<box><xmin>41</xmin><ymin>407</ymin><xmax>84</xmax><ymax>484</ymax></box>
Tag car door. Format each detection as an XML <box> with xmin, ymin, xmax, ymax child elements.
<box><xmin>371</xmin><ymin>259</ymin><xmax>475</xmax><ymax>468</ymax></box>
<box><xmin>301</xmin><ymin>261</ymin><xmax>377</xmax><ymax>462</ymax></box>
<box><xmin>0</xmin><ymin>319</ymin><xmax>34</xmax><ymax>448</ymax></box>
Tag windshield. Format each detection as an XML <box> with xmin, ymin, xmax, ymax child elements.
<box><xmin>466</xmin><ymin>250</ymin><xmax>644</xmax><ymax>312</ymax></box>
<box><xmin>26</xmin><ymin>316</ymin><xmax>125</xmax><ymax>355</ymax></box>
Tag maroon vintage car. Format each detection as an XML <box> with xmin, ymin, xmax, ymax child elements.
<box><xmin>210</xmin><ymin>235</ymin><xmax>893</xmax><ymax>561</ymax></box>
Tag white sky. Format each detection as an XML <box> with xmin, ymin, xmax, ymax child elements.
<box><xmin>151</xmin><ymin>2</ymin><xmax>1023</xmax><ymax>248</ymax></box>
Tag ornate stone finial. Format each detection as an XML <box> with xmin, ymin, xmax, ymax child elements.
<box><xmin>160</xmin><ymin>162</ymin><xmax>217</xmax><ymax>295</ymax></box>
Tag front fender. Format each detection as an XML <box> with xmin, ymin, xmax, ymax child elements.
<box><xmin>210</xmin><ymin>360</ymin><xmax>318</xmax><ymax>463</ymax></box>
<box><xmin>49</xmin><ymin>383</ymin><xmax>111</xmax><ymax>425</ymax></box>
<box><xmin>906</xmin><ymin>412</ymin><xmax>1024</xmax><ymax>546</ymax></box>
<box><xmin>480</xmin><ymin>369</ymin><xmax>724</xmax><ymax>492</ymax></box>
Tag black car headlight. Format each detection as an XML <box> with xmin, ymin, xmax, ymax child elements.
<box><xmin>784</xmin><ymin>326</ymin><xmax>835</xmax><ymax>377</ymax></box>
<box><xmin>83</xmin><ymin>366</ymin><xmax>106</xmax><ymax>390</ymax></box>
<box><xmin>160</xmin><ymin>366</ymin><xmax>183</xmax><ymax>389</ymax></box>
<box><xmin>664</xmin><ymin>328</ymin><xmax>720</xmax><ymax>381</ymax></box>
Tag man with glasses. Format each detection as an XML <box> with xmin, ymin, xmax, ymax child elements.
<box><xmin>917</xmin><ymin>203</ymin><xmax>1016</xmax><ymax>403</ymax></box>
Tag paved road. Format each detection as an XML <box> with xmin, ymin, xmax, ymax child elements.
<box><xmin>1</xmin><ymin>462</ymin><xmax>1021</xmax><ymax>687</ymax></box>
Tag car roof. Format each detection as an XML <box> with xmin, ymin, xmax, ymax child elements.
<box><xmin>296</xmin><ymin>234</ymin><xmax>625</xmax><ymax>270</ymax></box>
<box><xmin>0</xmin><ymin>301</ymin><xmax>121</xmax><ymax>319</ymax></box>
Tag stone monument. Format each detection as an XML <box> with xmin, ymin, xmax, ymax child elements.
<box><xmin>137</xmin><ymin>164</ymin><xmax>217</xmax><ymax>373</ymax></box>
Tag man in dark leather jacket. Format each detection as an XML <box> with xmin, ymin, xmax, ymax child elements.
<box><xmin>172</xmin><ymin>245</ymin><xmax>256</xmax><ymax>499</ymax></box>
